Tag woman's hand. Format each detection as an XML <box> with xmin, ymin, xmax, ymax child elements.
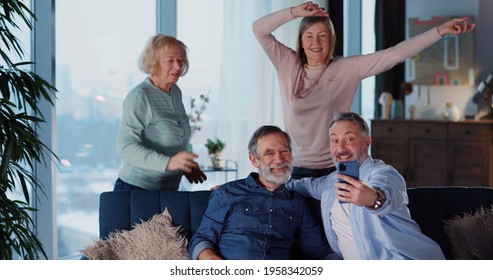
<box><xmin>291</xmin><ymin>1</ymin><xmax>329</xmax><ymax>18</ymax></box>
<box><xmin>167</xmin><ymin>151</ymin><xmax>199</xmax><ymax>173</ymax></box>
<box><xmin>184</xmin><ymin>162</ymin><xmax>207</xmax><ymax>184</ymax></box>
<box><xmin>437</xmin><ymin>17</ymin><xmax>476</xmax><ymax>36</ymax></box>
<box><xmin>167</xmin><ymin>151</ymin><xmax>207</xmax><ymax>183</ymax></box>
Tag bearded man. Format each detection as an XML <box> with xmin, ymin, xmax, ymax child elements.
<box><xmin>189</xmin><ymin>125</ymin><xmax>339</xmax><ymax>260</ymax></box>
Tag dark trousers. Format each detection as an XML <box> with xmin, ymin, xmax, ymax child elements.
<box><xmin>291</xmin><ymin>166</ymin><xmax>336</xmax><ymax>180</ymax></box>
<box><xmin>113</xmin><ymin>178</ymin><xmax>145</xmax><ymax>191</ymax></box>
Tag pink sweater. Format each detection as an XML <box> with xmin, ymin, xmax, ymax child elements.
<box><xmin>253</xmin><ymin>8</ymin><xmax>440</xmax><ymax>169</ymax></box>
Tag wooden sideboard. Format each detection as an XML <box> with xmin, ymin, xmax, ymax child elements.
<box><xmin>371</xmin><ymin>119</ymin><xmax>493</xmax><ymax>187</ymax></box>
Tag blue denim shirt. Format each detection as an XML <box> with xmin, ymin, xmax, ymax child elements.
<box><xmin>189</xmin><ymin>173</ymin><xmax>339</xmax><ymax>260</ymax></box>
<box><xmin>285</xmin><ymin>156</ymin><xmax>445</xmax><ymax>260</ymax></box>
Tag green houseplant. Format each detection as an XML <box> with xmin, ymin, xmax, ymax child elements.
<box><xmin>1</xmin><ymin>0</ymin><xmax>58</xmax><ymax>259</ymax></box>
<box><xmin>204</xmin><ymin>138</ymin><xmax>226</xmax><ymax>169</ymax></box>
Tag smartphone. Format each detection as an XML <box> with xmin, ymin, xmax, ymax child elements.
<box><xmin>337</xmin><ymin>160</ymin><xmax>359</xmax><ymax>184</ymax></box>
<box><xmin>337</xmin><ymin>161</ymin><xmax>359</xmax><ymax>203</ymax></box>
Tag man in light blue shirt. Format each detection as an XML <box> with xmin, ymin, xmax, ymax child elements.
<box><xmin>286</xmin><ymin>112</ymin><xmax>445</xmax><ymax>259</ymax></box>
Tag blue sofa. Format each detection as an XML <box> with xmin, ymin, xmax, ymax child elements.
<box><xmin>97</xmin><ymin>186</ymin><xmax>493</xmax><ymax>260</ymax></box>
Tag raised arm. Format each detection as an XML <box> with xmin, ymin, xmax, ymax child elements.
<box><xmin>252</xmin><ymin>1</ymin><xmax>328</xmax><ymax>42</ymax></box>
<box><xmin>337</xmin><ymin>15</ymin><xmax>475</xmax><ymax>81</ymax></box>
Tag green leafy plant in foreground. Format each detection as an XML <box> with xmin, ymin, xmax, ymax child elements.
<box><xmin>0</xmin><ymin>0</ymin><xmax>58</xmax><ymax>259</ymax></box>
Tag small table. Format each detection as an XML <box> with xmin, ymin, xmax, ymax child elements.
<box><xmin>202</xmin><ymin>159</ymin><xmax>238</xmax><ymax>183</ymax></box>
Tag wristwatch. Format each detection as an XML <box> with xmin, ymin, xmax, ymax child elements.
<box><xmin>367</xmin><ymin>187</ymin><xmax>386</xmax><ymax>210</ymax></box>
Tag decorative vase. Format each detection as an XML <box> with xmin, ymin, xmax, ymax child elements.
<box><xmin>442</xmin><ymin>102</ymin><xmax>461</xmax><ymax>121</ymax></box>
<box><xmin>378</xmin><ymin>92</ymin><xmax>393</xmax><ymax>119</ymax></box>
<box><xmin>391</xmin><ymin>100</ymin><xmax>404</xmax><ymax>119</ymax></box>
<box><xmin>209</xmin><ymin>152</ymin><xmax>224</xmax><ymax>169</ymax></box>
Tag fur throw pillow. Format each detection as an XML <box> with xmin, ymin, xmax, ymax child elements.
<box><xmin>444</xmin><ymin>206</ymin><xmax>493</xmax><ymax>260</ymax></box>
<box><xmin>81</xmin><ymin>208</ymin><xmax>190</xmax><ymax>260</ymax></box>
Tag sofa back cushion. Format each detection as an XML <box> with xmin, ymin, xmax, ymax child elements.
<box><xmin>99</xmin><ymin>190</ymin><xmax>212</xmax><ymax>241</ymax></box>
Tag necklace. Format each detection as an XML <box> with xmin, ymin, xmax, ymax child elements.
<box><xmin>294</xmin><ymin>64</ymin><xmax>327</xmax><ymax>99</ymax></box>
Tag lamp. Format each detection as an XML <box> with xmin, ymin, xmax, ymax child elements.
<box><xmin>473</xmin><ymin>73</ymin><xmax>493</xmax><ymax>120</ymax></box>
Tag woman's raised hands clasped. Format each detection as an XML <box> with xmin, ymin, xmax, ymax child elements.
<box><xmin>290</xmin><ymin>1</ymin><xmax>329</xmax><ymax>18</ymax></box>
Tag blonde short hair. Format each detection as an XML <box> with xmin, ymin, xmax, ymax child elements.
<box><xmin>138</xmin><ymin>34</ymin><xmax>189</xmax><ymax>76</ymax></box>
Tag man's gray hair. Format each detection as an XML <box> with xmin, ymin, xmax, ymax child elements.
<box><xmin>248</xmin><ymin>125</ymin><xmax>291</xmax><ymax>157</ymax></box>
<box><xmin>328</xmin><ymin>112</ymin><xmax>370</xmax><ymax>137</ymax></box>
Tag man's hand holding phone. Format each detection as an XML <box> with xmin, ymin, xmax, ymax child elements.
<box><xmin>335</xmin><ymin>161</ymin><xmax>383</xmax><ymax>208</ymax></box>
<box><xmin>335</xmin><ymin>173</ymin><xmax>359</xmax><ymax>202</ymax></box>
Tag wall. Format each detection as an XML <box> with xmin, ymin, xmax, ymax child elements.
<box><xmin>477</xmin><ymin>0</ymin><xmax>493</xmax><ymax>77</ymax></box>
<box><xmin>403</xmin><ymin>0</ymin><xmax>493</xmax><ymax>120</ymax></box>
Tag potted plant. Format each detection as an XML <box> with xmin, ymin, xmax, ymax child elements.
<box><xmin>1</xmin><ymin>0</ymin><xmax>58</xmax><ymax>259</ymax></box>
<box><xmin>204</xmin><ymin>138</ymin><xmax>226</xmax><ymax>169</ymax></box>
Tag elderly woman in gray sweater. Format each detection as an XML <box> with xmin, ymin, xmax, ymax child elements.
<box><xmin>114</xmin><ymin>35</ymin><xmax>206</xmax><ymax>191</ymax></box>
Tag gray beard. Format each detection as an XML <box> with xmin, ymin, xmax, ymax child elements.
<box><xmin>258</xmin><ymin>162</ymin><xmax>293</xmax><ymax>185</ymax></box>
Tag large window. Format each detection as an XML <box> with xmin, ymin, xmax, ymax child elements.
<box><xmin>55</xmin><ymin>0</ymin><xmax>155</xmax><ymax>259</ymax></box>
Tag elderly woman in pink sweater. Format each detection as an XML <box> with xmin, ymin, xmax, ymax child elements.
<box><xmin>253</xmin><ymin>1</ymin><xmax>475</xmax><ymax>179</ymax></box>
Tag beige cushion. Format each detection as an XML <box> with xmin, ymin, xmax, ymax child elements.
<box><xmin>444</xmin><ymin>206</ymin><xmax>493</xmax><ymax>260</ymax></box>
<box><xmin>81</xmin><ymin>209</ymin><xmax>189</xmax><ymax>260</ymax></box>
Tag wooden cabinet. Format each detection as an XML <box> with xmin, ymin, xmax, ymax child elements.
<box><xmin>447</xmin><ymin>122</ymin><xmax>492</xmax><ymax>186</ymax></box>
<box><xmin>371</xmin><ymin>121</ymin><xmax>408</xmax><ymax>178</ymax></box>
<box><xmin>371</xmin><ymin>120</ymin><xmax>493</xmax><ymax>187</ymax></box>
